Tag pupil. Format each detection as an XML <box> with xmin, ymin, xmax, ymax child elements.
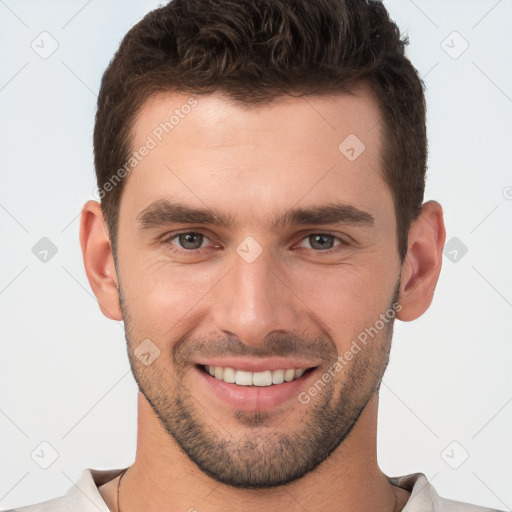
<box><xmin>180</xmin><ymin>233</ymin><xmax>202</xmax><ymax>249</ymax></box>
<box><xmin>311</xmin><ymin>234</ymin><xmax>333</xmax><ymax>250</ymax></box>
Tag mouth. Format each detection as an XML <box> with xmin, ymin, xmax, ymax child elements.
<box><xmin>200</xmin><ymin>364</ymin><xmax>315</xmax><ymax>387</ymax></box>
<box><xmin>195</xmin><ymin>362</ymin><xmax>320</xmax><ymax>411</ymax></box>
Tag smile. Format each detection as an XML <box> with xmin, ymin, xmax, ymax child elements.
<box><xmin>202</xmin><ymin>365</ymin><xmax>311</xmax><ymax>387</ymax></box>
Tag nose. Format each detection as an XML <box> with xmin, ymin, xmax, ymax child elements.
<box><xmin>211</xmin><ymin>243</ymin><xmax>303</xmax><ymax>347</ymax></box>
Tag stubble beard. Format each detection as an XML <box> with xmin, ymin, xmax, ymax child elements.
<box><xmin>119</xmin><ymin>280</ymin><xmax>399</xmax><ymax>489</ymax></box>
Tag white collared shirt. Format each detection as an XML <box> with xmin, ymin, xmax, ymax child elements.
<box><xmin>3</xmin><ymin>468</ymin><xmax>505</xmax><ymax>512</ymax></box>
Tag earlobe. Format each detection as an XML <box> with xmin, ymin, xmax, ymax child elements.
<box><xmin>396</xmin><ymin>200</ymin><xmax>446</xmax><ymax>322</ymax></box>
<box><xmin>79</xmin><ymin>200</ymin><xmax>123</xmax><ymax>321</ymax></box>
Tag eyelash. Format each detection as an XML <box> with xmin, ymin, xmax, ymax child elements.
<box><xmin>161</xmin><ymin>230</ymin><xmax>349</xmax><ymax>256</ymax></box>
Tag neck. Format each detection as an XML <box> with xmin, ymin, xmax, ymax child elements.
<box><xmin>114</xmin><ymin>391</ymin><xmax>405</xmax><ymax>512</ymax></box>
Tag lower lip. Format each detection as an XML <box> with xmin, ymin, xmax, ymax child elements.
<box><xmin>195</xmin><ymin>365</ymin><xmax>318</xmax><ymax>411</ymax></box>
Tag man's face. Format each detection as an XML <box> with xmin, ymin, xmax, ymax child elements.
<box><xmin>114</xmin><ymin>89</ymin><xmax>402</xmax><ymax>488</ymax></box>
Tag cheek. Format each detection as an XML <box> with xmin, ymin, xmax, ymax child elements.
<box><xmin>287</xmin><ymin>262</ymin><xmax>396</xmax><ymax>347</ymax></box>
<box><xmin>121</xmin><ymin>255</ymin><xmax>222</xmax><ymax>334</ymax></box>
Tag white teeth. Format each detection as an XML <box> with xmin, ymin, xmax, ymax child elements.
<box><xmin>252</xmin><ymin>370</ymin><xmax>272</xmax><ymax>387</ymax></box>
<box><xmin>272</xmin><ymin>369</ymin><xmax>285</xmax><ymax>384</ymax></box>
<box><xmin>235</xmin><ymin>370</ymin><xmax>252</xmax><ymax>386</ymax></box>
<box><xmin>223</xmin><ymin>367</ymin><xmax>236</xmax><ymax>383</ymax></box>
<box><xmin>284</xmin><ymin>369</ymin><xmax>295</xmax><ymax>382</ymax></box>
<box><xmin>204</xmin><ymin>365</ymin><xmax>310</xmax><ymax>386</ymax></box>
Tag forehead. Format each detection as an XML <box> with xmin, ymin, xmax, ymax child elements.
<box><xmin>131</xmin><ymin>87</ymin><xmax>382</xmax><ymax>156</ymax></box>
<box><xmin>119</xmin><ymin>88</ymin><xmax>393</xmax><ymax>232</ymax></box>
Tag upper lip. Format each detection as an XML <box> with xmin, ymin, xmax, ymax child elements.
<box><xmin>196</xmin><ymin>357</ymin><xmax>320</xmax><ymax>373</ymax></box>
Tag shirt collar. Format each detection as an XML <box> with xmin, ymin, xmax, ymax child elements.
<box><xmin>388</xmin><ymin>472</ymin><xmax>442</xmax><ymax>511</ymax></box>
<box><xmin>64</xmin><ymin>467</ymin><xmax>127</xmax><ymax>512</ymax></box>
<box><xmin>68</xmin><ymin>468</ymin><xmax>438</xmax><ymax>511</ymax></box>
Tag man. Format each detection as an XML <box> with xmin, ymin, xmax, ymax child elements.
<box><xmin>7</xmin><ymin>0</ymin><xmax>504</xmax><ymax>511</ymax></box>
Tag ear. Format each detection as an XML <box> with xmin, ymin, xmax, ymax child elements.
<box><xmin>79</xmin><ymin>200</ymin><xmax>123</xmax><ymax>321</ymax></box>
<box><xmin>396</xmin><ymin>200</ymin><xmax>446</xmax><ymax>322</ymax></box>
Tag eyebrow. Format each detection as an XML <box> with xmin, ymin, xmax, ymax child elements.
<box><xmin>135</xmin><ymin>199</ymin><xmax>375</xmax><ymax>231</ymax></box>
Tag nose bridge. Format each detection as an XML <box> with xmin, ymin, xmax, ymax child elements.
<box><xmin>212</xmin><ymin>245</ymin><xmax>300</xmax><ymax>345</ymax></box>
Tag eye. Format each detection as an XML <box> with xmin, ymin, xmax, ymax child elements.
<box><xmin>298</xmin><ymin>233</ymin><xmax>345</xmax><ymax>252</ymax></box>
<box><xmin>166</xmin><ymin>231</ymin><xmax>212</xmax><ymax>251</ymax></box>
<box><xmin>162</xmin><ymin>231</ymin><xmax>348</xmax><ymax>255</ymax></box>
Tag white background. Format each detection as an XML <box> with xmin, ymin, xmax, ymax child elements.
<box><xmin>0</xmin><ymin>0</ymin><xmax>511</xmax><ymax>509</ymax></box>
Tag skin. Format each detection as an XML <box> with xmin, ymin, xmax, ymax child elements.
<box><xmin>80</xmin><ymin>87</ymin><xmax>445</xmax><ymax>512</ymax></box>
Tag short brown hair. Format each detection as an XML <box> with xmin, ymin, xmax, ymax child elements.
<box><xmin>94</xmin><ymin>0</ymin><xmax>427</xmax><ymax>263</ymax></box>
